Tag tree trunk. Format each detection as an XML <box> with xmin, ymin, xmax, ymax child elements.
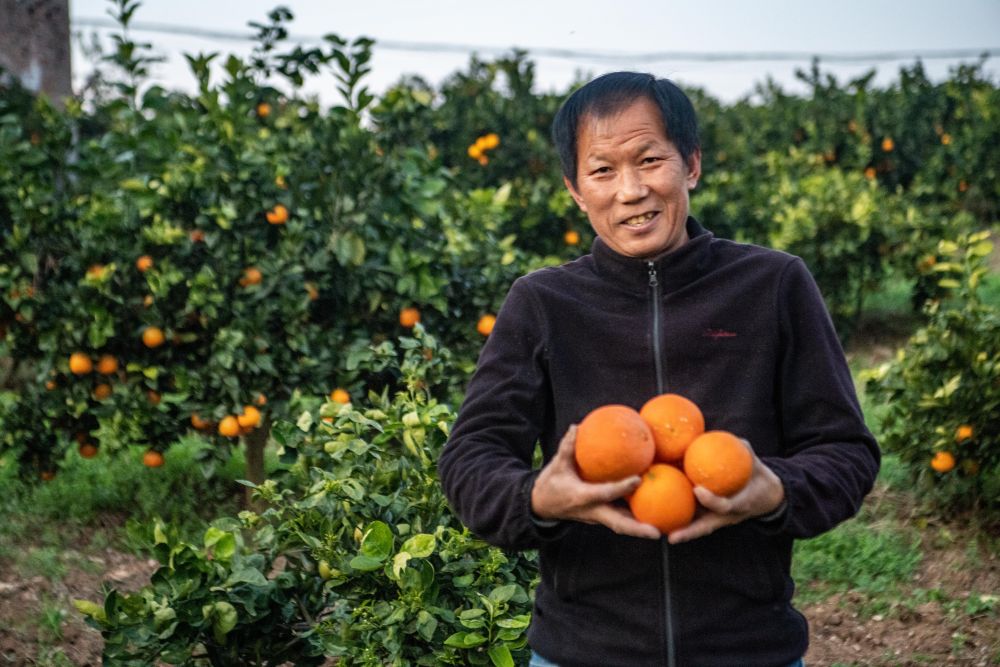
<box><xmin>242</xmin><ymin>417</ymin><xmax>270</xmax><ymax>509</ymax></box>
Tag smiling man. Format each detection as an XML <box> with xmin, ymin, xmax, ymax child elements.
<box><xmin>438</xmin><ymin>72</ymin><xmax>880</xmax><ymax>666</ymax></box>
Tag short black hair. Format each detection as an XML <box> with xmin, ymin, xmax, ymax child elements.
<box><xmin>551</xmin><ymin>71</ymin><xmax>700</xmax><ymax>187</ymax></box>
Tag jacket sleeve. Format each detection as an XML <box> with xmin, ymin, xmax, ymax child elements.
<box><xmin>759</xmin><ymin>258</ymin><xmax>881</xmax><ymax>539</ymax></box>
<box><xmin>437</xmin><ymin>277</ymin><xmax>557</xmax><ymax>551</ymax></box>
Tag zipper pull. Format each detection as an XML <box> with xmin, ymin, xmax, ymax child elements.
<box><xmin>647</xmin><ymin>261</ymin><xmax>658</xmax><ymax>288</ymax></box>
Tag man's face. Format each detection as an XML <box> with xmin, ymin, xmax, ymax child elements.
<box><xmin>565</xmin><ymin>97</ymin><xmax>701</xmax><ymax>259</ymax></box>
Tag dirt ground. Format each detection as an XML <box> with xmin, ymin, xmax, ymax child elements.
<box><xmin>1</xmin><ymin>518</ymin><xmax>997</xmax><ymax>666</ymax></box>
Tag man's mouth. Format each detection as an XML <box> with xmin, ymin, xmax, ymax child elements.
<box><xmin>621</xmin><ymin>212</ymin><xmax>656</xmax><ymax>227</ymax></box>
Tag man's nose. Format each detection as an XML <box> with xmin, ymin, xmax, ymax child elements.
<box><xmin>616</xmin><ymin>168</ymin><xmax>648</xmax><ymax>203</ymax></box>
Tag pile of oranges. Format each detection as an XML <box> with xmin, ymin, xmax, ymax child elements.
<box><xmin>574</xmin><ymin>394</ymin><xmax>753</xmax><ymax>533</ymax></box>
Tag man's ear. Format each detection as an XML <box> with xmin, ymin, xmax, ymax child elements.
<box><xmin>563</xmin><ymin>176</ymin><xmax>588</xmax><ymax>212</ymax></box>
<box><xmin>685</xmin><ymin>149</ymin><xmax>702</xmax><ymax>190</ymax></box>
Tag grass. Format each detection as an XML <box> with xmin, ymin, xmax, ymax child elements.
<box><xmin>0</xmin><ymin>434</ymin><xmax>256</xmax><ymax>555</ymax></box>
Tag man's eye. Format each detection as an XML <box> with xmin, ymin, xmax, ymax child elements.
<box><xmin>592</xmin><ymin>166</ymin><xmax>611</xmax><ymax>175</ymax></box>
<box><xmin>642</xmin><ymin>156</ymin><xmax>662</xmax><ymax>164</ymax></box>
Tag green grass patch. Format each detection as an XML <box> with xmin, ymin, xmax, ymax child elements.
<box><xmin>792</xmin><ymin>515</ymin><xmax>922</xmax><ymax>607</ymax></box>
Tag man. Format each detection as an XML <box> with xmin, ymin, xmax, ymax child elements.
<box><xmin>438</xmin><ymin>71</ymin><xmax>879</xmax><ymax>666</ymax></box>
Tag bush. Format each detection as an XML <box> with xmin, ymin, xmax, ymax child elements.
<box><xmin>864</xmin><ymin>231</ymin><xmax>1000</xmax><ymax>513</ymax></box>
<box><xmin>79</xmin><ymin>328</ymin><xmax>537</xmax><ymax>665</ymax></box>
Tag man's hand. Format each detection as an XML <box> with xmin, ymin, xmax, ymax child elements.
<box><xmin>667</xmin><ymin>439</ymin><xmax>785</xmax><ymax>544</ymax></box>
<box><xmin>531</xmin><ymin>425</ymin><xmax>661</xmax><ymax>539</ymax></box>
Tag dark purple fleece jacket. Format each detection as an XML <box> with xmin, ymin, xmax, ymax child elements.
<box><xmin>438</xmin><ymin>218</ymin><xmax>879</xmax><ymax>666</ymax></box>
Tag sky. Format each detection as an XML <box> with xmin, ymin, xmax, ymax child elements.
<box><xmin>68</xmin><ymin>0</ymin><xmax>1000</xmax><ymax>104</ymax></box>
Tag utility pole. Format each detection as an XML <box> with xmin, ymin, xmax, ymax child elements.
<box><xmin>0</xmin><ymin>0</ymin><xmax>73</xmax><ymax>102</ymax></box>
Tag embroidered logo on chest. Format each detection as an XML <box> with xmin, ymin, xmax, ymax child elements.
<box><xmin>702</xmin><ymin>328</ymin><xmax>738</xmax><ymax>340</ymax></box>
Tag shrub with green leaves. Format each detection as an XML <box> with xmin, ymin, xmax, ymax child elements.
<box><xmin>864</xmin><ymin>231</ymin><xmax>1000</xmax><ymax>512</ymax></box>
<box><xmin>78</xmin><ymin>329</ymin><xmax>537</xmax><ymax>665</ymax></box>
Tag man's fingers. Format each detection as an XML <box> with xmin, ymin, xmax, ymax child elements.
<box><xmin>589</xmin><ymin>504</ymin><xmax>661</xmax><ymax>539</ymax></box>
<box><xmin>588</xmin><ymin>475</ymin><xmax>642</xmax><ymax>503</ymax></box>
<box><xmin>554</xmin><ymin>424</ymin><xmax>578</xmax><ymax>463</ymax></box>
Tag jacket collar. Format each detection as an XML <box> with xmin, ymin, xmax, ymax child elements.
<box><xmin>590</xmin><ymin>217</ymin><xmax>714</xmax><ymax>293</ymax></box>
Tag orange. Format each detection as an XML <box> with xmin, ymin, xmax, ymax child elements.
<box><xmin>40</xmin><ymin>470</ymin><xmax>55</xmax><ymax>481</ymax></box>
<box><xmin>142</xmin><ymin>326</ymin><xmax>165</xmax><ymax>348</ymax></box>
<box><xmin>477</xmin><ymin>155</ymin><xmax>489</xmax><ymax>166</ymax></box>
<box><xmin>97</xmin><ymin>354</ymin><xmax>118</xmax><ymax>375</ymax></box>
<box><xmin>93</xmin><ymin>383</ymin><xmax>112</xmax><ymax>400</ymax></box>
<box><xmin>143</xmin><ymin>294</ymin><xmax>154</xmax><ymax>307</ymax></box>
<box><xmin>574</xmin><ymin>404</ymin><xmax>655</xmax><ymax>482</ymax></box>
<box><xmin>147</xmin><ymin>390</ymin><xmax>161</xmax><ymax>405</ymax></box>
<box><xmin>191</xmin><ymin>413</ymin><xmax>211</xmax><ymax>431</ymax></box>
<box><xmin>142</xmin><ymin>450</ymin><xmax>165</xmax><ymax>468</ymax></box>
<box><xmin>930</xmin><ymin>451</ymin><xmax>955</xmax><ymax>473</ymax></box>
<box><xmin>330</xmin><ymin>388</ymin><xmax>350</xmax><ymax>404</ymax></box>
<box><xmin>79</xmin><ymin>443</ymin><xmax>98</xmax><ymax>459</ymax></box>
<box><xmin>266</xmin><ymin>204</ymin><xmax>288</xmax><ymax>224</ymax></box>
<box><xmin>255</xmin><ymin>392</ymin><xmax>267</xmax><ymax>406</ymax></box>
<box><xmin>69</xmin><ymin>352</ymin><xmax>93</xmax><ymax>375</ymax></box>
<box><xmin>683</xmin><ymin>430</ymin><xmax>753</xmax><ymax>497</ymax></box>
<box><xmin>218</xmin><ymin>415</ymin><xmax>241</xmax><ymax>438</ymax></box>
<box><xmin>467</xmin><ymin>144</ymin><xmax>483</xmax><ymax>159</ymax></box>
<box><xmin>189</xmin><ymin>229</ymin><xmax>206</xmax><ymax>243</ymax></box>
<box><xmin>240</xmin><ymin>267</ymin><xmax>263</xmax><ymax>286</ymax></box>
<box><xmin>45</xmin><ymin>380</ymin><xmax>57</xmax><ymax>391</ymax></box>
<box><xmin>399</xmin><ymin>307</ymin><xmax>420</xmax><ymax>328</ymax></box>
<box><xmin>237</xmin><ymin>405</ymin><xmax>261</xmax><ymax>429</ymax></box>
<box><xmin>256</xmin><ymin>102</ymin><xmax>271</xmax><ymax>118</ymax></box>
<box><xmin>305</xmin><ymin>282</ymin><xmax>319</xmax><ymax>301</ymax></box>
<box><xmin>135</xmin><ymin>255</ymin><xmax>153</xmax><ymax>272</ymax></box>
<box><xmin>881</xmin><ymin>137</ymin><xmax>895</xmax><ymax>152</ymax></box>
<box><xmin>864</xmin><ymin>167</ymin><xmax>877</xmax><ymax>180</ymax></box>
<box><xmin>476</xmin><ymin>314</ymin><xmax>496</xmax><ymax>337</ymax></box>
<box><xmin>639</xmin><ymin>393</ymin><xmax>705</xmax><ymax>463</ymax></box>
<box><xmin>480</xmin><ymin>133</ymin><xmax>500</xmax><ymax>149</ymax></box>
<box><xmin>86</xmin><ymin>264</ymin><xmax>107</xmax><ymax>280</ymax></box>
<box><xmin>564</xmin><ymin>230</ymin><xmax>580</xmax><ymax>246</ymax></box>
<box><xmin>628</xmin><ymin>463</ymin><xmax>696</xmax><ymax>533</ymax></box>
<box><xmin>955</xmin><ymin>425</ymin><xmax>974</xmax><ymax>443</ymax></box>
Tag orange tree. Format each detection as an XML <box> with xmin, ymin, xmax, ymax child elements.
<box><xmin>864</xmin><ymin>232</ymin><xmax>999</xmax><ymax>514</ymax></box>
<box><xmin>0</xmin><ymin>2</ymin><xmax>571</xmax><ymax>482</ymax></box>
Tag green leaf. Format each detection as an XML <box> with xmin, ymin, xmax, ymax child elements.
<box><xmin>488</xmin><ymin>645</ymin><xmax>515</xmax><ymax>667</ymax></box>
<box><xmin>73</xmin><ymin>599</ymin><xmax>107</xmax><ymax>623</ymax></box>
<box><xmin>489</xmin><ymin>583</ymin><xmax>518</xmax><ymax>604</ymax></box>
<box><xmin>400</xmin><ymin>533</ymin><xmax>436</xmax><ymax>558</ymax></box>
<box><xmin>202</xmin><ymin>601</ymin><xmax>238</xmax><ymax>644</ymax></box>
<box><xmin>444</xmin><ymin>631</ymin><xmax>487</xmax><ymax>648</ymax></box>
<box><xmin>204</xmin><ymin>527</ymin><xmax>236</xmax><ymax>562</ymax></box>
<box><xmin>222</xmin><ymin>566</ymin><xmax>269</xmax><ymax>587</ymax></box>
<box><xmin>359</xmin><ymin>521</ymin><xmax>393</xmax><ymax>561</ymax></box>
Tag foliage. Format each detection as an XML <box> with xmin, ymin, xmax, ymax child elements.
<box><xmin>78</xmin><ymin>330</ymin><xmax>536</xmax><ymax>665</ymax></box>
<box><xmin>864</xmin><ymin>231</ymin><xmax>1000</xmax><ymax>512</ymax></box>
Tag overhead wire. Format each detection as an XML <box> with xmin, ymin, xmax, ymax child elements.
<box><xmin>71</xmin><ymin>16</ymin><xmax>997</xmax><ymax>65</ymax></box>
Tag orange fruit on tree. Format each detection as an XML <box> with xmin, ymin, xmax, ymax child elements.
<box><xmin>881</xmin><ymin>137</ymin><xmax>895</xmax><ymax>152</ymax></box>
<box><xmin>142</xmin><ymin>326</ymin><xmax>165</xmax><ymax>348</ymax></box>
<box><xmin>191</xmin><ymin>413</ymin><xmax>211</xmax><ymax>431</ymax></box>
<box><xmin>237</xmin><ymin>405</ymin><xmax>261</xmax><ymax>430</ymax></box>
<box><xmin>86</xmin><ymin>264</ymin><xmax>107</xmax><ymax>280</ymax></box>
<box><xmin>136</xmin><ymin>255</ymin><xmax>153</xmax><ymax>272</ymax></box>
<box><xmin>79</xmin><ymin>443</ymin><xmax>98</xmax><ymax>459</ymax></box>
<box><xmin>955</xmin><ymin>424</ymin><xmax>974</xmax><ymax>443</ymax></box>
<box><xmin>628</xmin><ymin>463</ymin><xmax>696</xmax><ymax>533</ymax></box>
<box><xmin>93</xmin><ymin>383</ymin><xmax>112</xmax><ymax>400</ymax></box>
<box><xmin>476</xmin><ymin>314</ymin><xmax>496</xmax><ymax>337</ymax></box>
<box><xmin>40</xmin><ymin>470</ymin><xmax>55</xmax><ymax>481</ymax></box>
<box><xmin>574</xmin><ymin>404</ymin><xmax>655</xmax><ymax>482</ymax></box>
<box><xmin>256</xmin><ymin>102</ymin><xmax>271</xmax><ymax>118</ymax></box>
<box><xmin>218</xmin><ymin>415</ymin><xmax>241</xmax><ymax>438</ymax></box>
<box><xmin>189</xmin><ymin>229</ymin><xmax>206</xmax><ymax>243</ymax></box>
<box><xmin>305</xmin><ymin>282</ymin><xmax>319</xmax><ymax>301</ymax></box>
<box><xmin>930</xmin><ymin>451</ymin><xmax>955</xmax><ymax>473</ymax></box>
<box><xmin>45</xmin><ymin>379</ymin><xmax>57</xmax><ymax>391</ymax></box>
<box><xmin>142</xmin><ymin>450</ymin><xmax>165</xmax><ymax>468</ymax></box>
<box><xmin>683</xmin><ymin>430</ymin><xmax>753</xmax><ymax>497</ymax></box>
<box><xmin>639</xmin><ymin>393</ymin><xmax>705</xmax><ymax>463</ymax></box>
<box><xmin>97</xmin><ymin>354</ymin><xmax>118</xmax><ymax>375</ymax></box>
<box><xmin>266</xmin><ymin>204</ymin><xmax>288</xmax><ymax>224</ymax></box>
<box><xmin>399</xmin><ymin>307</ymin><xmax>420</xmax><ymax>328</ymax></box>
<box><xmin>255</xmin><ymin>392</ymin><xmax>267</xmax><ymax>406</ymax></box>
<box><xmin>147</xmin><ymin>390</ymin><xmax>161</xmax><ymax>405</ymax></box>
<box><xmin>69</xmin><ymin>352</ymin><xmax>93</xmax><ymax>375</ymax></box>
<box><xmin>564</xmin><ymin>230</ymin><xmax>580</xmax><ymax>246</ymax></box>
<box><xmin>240</xmin><ymin>267</ymin><xmax>263</xmax><ymax>287</ymax></box>
<box><xmin>330</xmin><ymin>388</ymin><xmax>350</xmax><ymax>404</ymax></box>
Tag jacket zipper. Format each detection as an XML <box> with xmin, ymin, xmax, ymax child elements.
<box><xmin>648</xmin><ymin>261</ymin><xmax>676</xmax><ymax>667</ymax></box>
